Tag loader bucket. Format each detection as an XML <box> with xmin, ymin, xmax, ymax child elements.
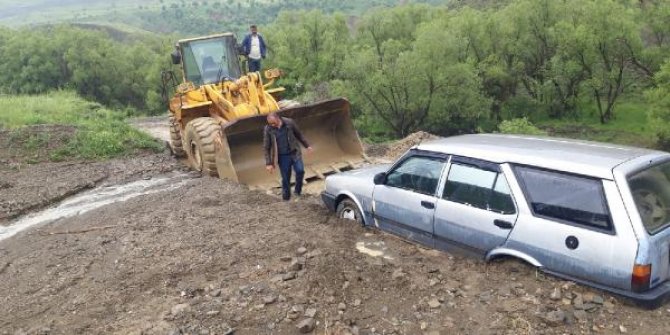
<box><xmin>215</xmin><ymin>98</ymin><xmax>367</xmax><ymax>190</ymax></box>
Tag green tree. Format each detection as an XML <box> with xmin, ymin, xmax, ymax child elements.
<box><xmin>354</xmin><ymin>4</ymin><xmax>439</xmax><ymax>64</ymax></box>
<box><xmin>0</xmin><ymin>30</ymin><xmax>64</xmax><ymax>93</ymax></box>
<box><xmin>412</xmin><ymin>6</ymin><xmax>524</xmax><ymax>122</ymax></box>
<box><xmin>635</xmin><ymin>0</ymin><xmax>670</xmax><ymax>78</ymax></box>
<box><xmin>340</xmin><ymin>11</ymin><xmax>490</xmax><ymax>138</ymax></box>
<box><xmin>0</xmin><ymin>25</ymin><xmax>170</xmax><ymax>114</ymax></box>
<box><xmin>500</xmin><ymin>0</ymin><xmax>580</xmax><ymax>117</ymax></box>
<box><xmin>647</xmin><ymin>59</ymin><xmax>670</xmax><ymax>148</ymax></box>
<box><xmin>554</xmin><ymin>0</ymin><xmax>643</xmax><ymax>123</ymax></box>
<box><xmin>265</xmin><ymin>10</ymin><xmax>351</xmax><ymax>93</ymax></box>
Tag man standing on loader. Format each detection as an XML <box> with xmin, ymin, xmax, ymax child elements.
<box><xmin>242</xmin><ymin>24</ymin><xmax>267</xmax><ymax>73</ymax></box>
<box><xmin>264</xmin><ymin>113</ymin><xmax>313</xmax><ymax>201</ymax></box>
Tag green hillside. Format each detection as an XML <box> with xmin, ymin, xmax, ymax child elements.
<box><xmin>0</xmin><ymin>0</ymin><xmax>158</xmax><ymax>26</ymax></box>
<box><xmin>0</xmin><ymin>0</ymin><xmax>447</xmax><ymax>36</ymax></box>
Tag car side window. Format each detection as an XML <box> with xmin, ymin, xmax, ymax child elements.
<box><xmin>514</xmin><ymin>166</ymin><xmax>612</xmax><ymax>230</ymax></box>
<box><xmin>385</xmin><ymin>155</ymin><xmax>445</xmax><ymax>195</ymax></box>
<box><xmin>443</xmin><ymin>163</ymin><xmax>516</xmax><ymax>214</ymax></box>
<box><xmin>491</xmin><ymin>174</ymin><xmax>516</xmax><ymax>214</ymax></box>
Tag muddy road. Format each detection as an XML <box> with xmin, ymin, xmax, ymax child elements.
<box><xmin>1</xmin><ymin>125</ymin><xmax>670</xmax><ymax>335</ymax></box>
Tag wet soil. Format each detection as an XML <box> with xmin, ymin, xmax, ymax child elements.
<box><xmin>0</xmin><ymin>125</ymin><xmax>76</xmax><ymax>166</ymax></box>
<box><xmin>130</xmin><ymin>117</ymin><xmax>172</xmax><ymax>143</ymax></box>
<box><xmin>2</xmin><ymin>126</ymin><xmax>670</xmax><ymax>335</ymax></box>
<box><xmin>0</xmin><ymin>153</ymin><xmax>184</xmax><ymax>224</ymax></box>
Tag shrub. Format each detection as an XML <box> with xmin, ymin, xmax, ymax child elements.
<box><xmin>498</xmin><ymin>117</ymin><xmax>547</xmax><ymax>136</ymax></box>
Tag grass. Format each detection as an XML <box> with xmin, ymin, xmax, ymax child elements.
<box><xmin>0</xmin><ymin>91</ymin><xmax>163</xmax><ymax>162</ymax></box>
<box><xmin>532</xmin><ymin>95</ymin><xmax>656</xmax><ymax>148</ymax></box>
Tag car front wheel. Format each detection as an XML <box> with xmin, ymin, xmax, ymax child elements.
<box><xmin>336</xmin><ymin>198</ymin><xmax>364</xmax><ymax>226</ymax></box>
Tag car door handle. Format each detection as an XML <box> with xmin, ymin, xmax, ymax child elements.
<box><xmin>421</xmin><ymin>201</ymin><xmax>435</xmax><ymax>209</ymax></box>
<box><xmin>494</xmin><ymin>219</ymin><xmax>514</xmax><ymax>229</ymax></box>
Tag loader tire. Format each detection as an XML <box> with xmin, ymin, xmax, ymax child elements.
<box><xmin>169</xmin><ymin>115</ymin><xmax>186</xmax><ymax>158</ymax></box>
<box><xmin>183</xmin><ymin>117</ymin><xmax>220</xmax><ymax>177</ymax></box>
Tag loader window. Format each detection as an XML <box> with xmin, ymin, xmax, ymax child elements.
<box><xmin>180</xmin><ymin>36</ymin><xmax>241</xmax><ymax>85</ymax></box>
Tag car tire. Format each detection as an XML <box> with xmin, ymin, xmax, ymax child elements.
<box><xmin>336</xmin><ymin>198</ymin><xmax>364</xmax><ymax>226</ymax></box>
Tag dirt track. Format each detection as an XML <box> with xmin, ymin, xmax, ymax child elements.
<box><xmin>2</xmin><ymin>124</ymin><xmax>670</xmax><ymax>335</ymax></box>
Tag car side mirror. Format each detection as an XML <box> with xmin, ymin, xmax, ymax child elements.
<box><xmin>171</xmin><ymin>51</ymin><xmax>181</xmax><ymax>65</ymax></box>
<box><xmin>373</xmin><ymin>172</ymin><xmax>386</xmax><ymax>185</ymax></box>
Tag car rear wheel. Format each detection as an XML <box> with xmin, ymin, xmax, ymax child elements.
<box><xmin>336</xmin><ymin>198</ymin><xmax>364</xmax><ymax>226</ymax></box>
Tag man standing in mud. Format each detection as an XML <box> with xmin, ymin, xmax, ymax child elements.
<box><xmin>264</xmin><ymin>113</ymin><xmax>313</xmax><ymax>201</ymax></box>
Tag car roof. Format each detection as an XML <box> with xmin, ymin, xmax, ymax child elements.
<box><xmin>415</xmin><ymin>134</ymin><xmax>667</xmax><ymax>179</ymax></box>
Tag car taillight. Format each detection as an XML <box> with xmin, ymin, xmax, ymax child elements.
<box><xmin>631</xmin><ymin>264</ymin><xmax>651</xmax><ymax>292</ymax></box>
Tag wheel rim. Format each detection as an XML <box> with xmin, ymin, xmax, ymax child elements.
<box><xmin>191</xmin><ymin>141</ymin><xmax>203</xmax><ymax>171</ymax></box>
<box><xmin>340</xmin><ymin>207</ymin><xmax>356</xmax><ymax>220</ymax></box>
<box><xmin>634</xmin><ymin>189</ymin><xmax>667</xmax><ymax>227</ymax></box>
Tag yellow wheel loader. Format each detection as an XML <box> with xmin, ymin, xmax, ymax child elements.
<box><xmin>164</xmin><ymin>33</ymin><xmax>366</xmax><ymax>190</ymax></box>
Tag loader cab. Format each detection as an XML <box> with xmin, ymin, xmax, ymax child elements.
<box><xmin>176</xmin><ymin>33</ymin><xmax>243</xmax><ymax>85</ymax></box>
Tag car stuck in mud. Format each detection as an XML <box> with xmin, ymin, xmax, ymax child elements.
<box><xmin>322</xmin><ymin>134</ymin><xmax>670</xmax><ymax>306</ymax></box>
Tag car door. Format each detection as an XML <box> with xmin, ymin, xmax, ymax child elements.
<box><xmin>433</xmin><ymin>157</ymin><xmax>519</xmax><ymax>255</ymax></box>
<box><xmin>372</xmin><ymin>153</ymin><xmax>447</xmax><ymax>247</ymax></box>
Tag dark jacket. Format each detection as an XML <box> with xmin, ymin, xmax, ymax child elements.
<box><xmin>241</xmin><ymin>33</ymin><xmax>267</xmax><ymax>59</ymax></box>
<box><xmin>263</xmin><ymin>117</ymin><xmax>310</xmax><ymax>166</ymax></box>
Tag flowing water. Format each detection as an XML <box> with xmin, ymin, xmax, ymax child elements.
<box><xmin>0</xmin><ymin>173</ymin><xmax>192</xmax><ymax>242</ymax></box>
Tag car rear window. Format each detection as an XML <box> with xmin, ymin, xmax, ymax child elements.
<box><xmin>514</xmin><ymin>166</ymin><xmax>612</xmax><ymax>231</ymax></box>
<box><xmin>628</xmin><ymin>161</ymin><xmax>670</xmax><ymax>235</ymax></box>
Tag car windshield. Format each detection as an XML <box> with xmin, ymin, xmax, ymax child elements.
<box><xmin>181</xmin><ymin>36</ymin><xmax>241</xmax><ymax>85</ymax></box>
<box><xmin>629</xmin><ymin>161</ymin><xmax>670</xmax><ymax>234</ymax></box>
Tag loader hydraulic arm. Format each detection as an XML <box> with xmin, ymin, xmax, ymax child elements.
<box><xmin>201</xmin><ymin>72</ymin><xmax>280</xmax><ymax>123</ymax></box>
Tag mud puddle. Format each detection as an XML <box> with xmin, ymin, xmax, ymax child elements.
<box><xmin>356</xmin><ymin>233</ymin><xmax>395</xmax><ymax>260</ymax></box>
<box><xmin>0</xmin><ymin>172</ymin><xmax>193</xmax><ymax>242</ymax></box>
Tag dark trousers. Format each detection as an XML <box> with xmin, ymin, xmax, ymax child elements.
<box><xmin>248</xmin><ymin>58</ymin><xmax>262</xmax><ymax>72</ymax></box>
<box><xmin>278</xmin><ymin>154</ymin><xmax>304</xmax><ymax>200</ymax></box>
